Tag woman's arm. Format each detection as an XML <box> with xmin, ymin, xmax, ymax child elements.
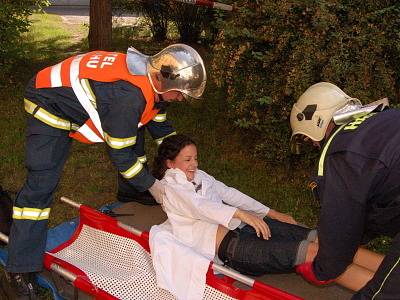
<box><xmin>233</xmin><ymin>209</ymin><xmax>271</xmax><ymax>239</ymax></box>
<box><xmin>267</xmin><ymin>209</ymin><xmax>297</xmax><ymax>224</ymax></box>
<box><xmin>213</xmin><ymin>177</ymin><xmax>297</xmax><ymax>224</ymax></box>
<box><xmin>163</xmin><ymin>183</ymin><xmax>241</xmax><ymax>230</ymax></box>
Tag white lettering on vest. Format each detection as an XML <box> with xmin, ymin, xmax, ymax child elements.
<box><xmin>86</xmin><ymin>54</ymin><xmax>102</xmax><ymax>69</ymax></box>
<box><xmin>100</xmin><ymin>54</ymin><xmax>118</xmax><ymax>68</ymax></box>
<box><xmin>86</xmin><ymin>53</ymin><xmax>119</xmax><ymax>69</ymax></box>
<box><xmin>86</xmin><ymin>60</ymin><xmax>99</xmax><ymax>68</ymax></box>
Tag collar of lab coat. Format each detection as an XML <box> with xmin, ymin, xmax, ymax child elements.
<box><xmin>163</xmin><ymin>168</ymin><xmax>206</xmax><ymax>195</ymax></box>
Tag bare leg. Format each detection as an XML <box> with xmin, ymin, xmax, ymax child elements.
<box><xmin>305</xmin><ymin>242</ymin><xmax>318</xmax><ymax>262</ymax></box>
<box><xmin>353</xmin><ymin>247</ymin><xmax>384</xmax><ymax>272</ymax></box>
<box><xmin>335</xmin><ymin>264</ymin><xmax>374</xmax><ymax>291</ymax></box>
<box><xmin>304</xmin><ymin>242</ymin><xmax>375</xmax><ymax>292</ymax></box>
<box><xmin>313</xmin><ymin>237</ymin><xmax>383</xmax><ymax>272</ymax></box>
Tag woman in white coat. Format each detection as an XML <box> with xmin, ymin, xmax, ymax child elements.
<box><xmin>149</xmin><ymin>134</ymin><xmax>383</xmax><ymax>299</ymax></box>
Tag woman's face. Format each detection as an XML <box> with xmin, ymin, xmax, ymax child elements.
<box><xmin>167</xmin><ymin>144</ymin><xmax>198</xmax><ymax>181</ymax></box>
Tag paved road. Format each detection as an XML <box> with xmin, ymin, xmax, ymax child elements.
<box><xmin>43</xmin><ymin>5</ymin><xmax>140</xmax><ymax>25</ymax></box>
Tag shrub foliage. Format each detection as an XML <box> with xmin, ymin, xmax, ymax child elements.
<box><xmin>0</xmin><ymin>0</ymin><xmax>49</xmax><ymax>84</ymax></box>
<box><xmin>212</xmin><ymin>0</ymin><xmax>400</xmax><ymax>162</ymax></box>
<box><xmin>115</xmin><ymin>0</ymin><xmax>218</xmax><ymax>43</ymax></box>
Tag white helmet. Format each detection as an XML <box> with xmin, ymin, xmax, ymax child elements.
<box><xmin>290</xmin><ymin>82</ymin><xmax>353</xmax><ymax>142</ymax></box>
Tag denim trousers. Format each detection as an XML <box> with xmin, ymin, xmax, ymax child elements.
<box><xmin>218</xmin><ymin>218</ymin><xmax>311</xmax><ymax>276</ymax></box>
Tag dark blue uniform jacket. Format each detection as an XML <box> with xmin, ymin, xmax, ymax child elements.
<box><xmin>311</xmin><ymin>109</ymin><xmax>400</xmax><ymax>280</ymax></box>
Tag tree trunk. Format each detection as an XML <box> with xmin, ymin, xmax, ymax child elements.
<box><xmin>88</xmin><ymin>0</ymin><xmax>112</xmax><ymax>50</ymax></box>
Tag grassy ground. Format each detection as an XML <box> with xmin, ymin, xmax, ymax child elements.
<box><xmin>1</xmin><ymin>10</ymin><xmax>391</xmax><ymax>269</ymax></box>
<box><xmin>0</xmin><ymin>11</ymin><xmax>392</xmax><ymax>299</ymax></box>
<box><xmin>0</xmin><ymin>12</ymin><xmax>318</xmax><ymax>230</ymax></box>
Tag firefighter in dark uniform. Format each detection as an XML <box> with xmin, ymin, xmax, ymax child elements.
<box><xmin>4</xmin><ymin>44</ymin><xmax>206</xmax><ymax>299</ymax></box>
<box><xmin>291</xmin><ymin>82</ymin><xmax>400</xmax><ymax>299</ymax></box>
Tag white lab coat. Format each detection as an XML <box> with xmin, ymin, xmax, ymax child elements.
<box><xmin>149</xmin><ymin>168</ymin><xmax>269</xmax><ymax>300</ymax></box>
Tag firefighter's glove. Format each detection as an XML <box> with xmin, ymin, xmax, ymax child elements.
<box><xmin>148</xmin><ymin>179</ymin><xmax>165</xmax><ymax>204</ymax></box>
<box><xmin>296</xmin><ymin>262</ymin><xmax>335</xmax><ymax>286</ymax></box>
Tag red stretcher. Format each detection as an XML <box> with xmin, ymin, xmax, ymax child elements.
<box><xmin>5</xmin><ymin>197</ymin><xmax>304</xmax><ymax>300</ymax></box>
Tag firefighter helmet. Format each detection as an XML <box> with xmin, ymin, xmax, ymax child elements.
<box><xmin>147</xmin><ymin>44</ymin><xmax>206</xmax><ymax>99</ymax></box>
<box><xmin>290</xmin><ymin>82</ymin><xmax>354</xmax><ymax>142</ymax></box>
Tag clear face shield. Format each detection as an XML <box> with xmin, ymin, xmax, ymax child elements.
<box><xmin>147</xmin><ymin>44</ymin><xmax>207</xmax><ymax>100</ymax></box>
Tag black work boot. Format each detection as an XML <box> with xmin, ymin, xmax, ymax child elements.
<box><xmin>2</xmin><ymin>271</ymin><xmax>39</xmax><ymax>300</ymax></box>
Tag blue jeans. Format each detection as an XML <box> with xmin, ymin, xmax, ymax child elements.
<box><xmin>218</xmin><ymin>218</ymin><xmax>312</xmax><ymax>276</ymax></box>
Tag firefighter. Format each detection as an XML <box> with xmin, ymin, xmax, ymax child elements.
<box><xmin>4</xmin><ymin>44</ymin><xmax>206</xmax><ymax>299</ymax></box>
<box><xmin>291</xmin><ymin>82</ymin><xmax>400</xmax><ymax>299</ymax></box>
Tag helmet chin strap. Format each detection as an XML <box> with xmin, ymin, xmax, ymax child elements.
<box><xmin>324</xmin><ymin>121</ymin><xmax>338</xmax><ymax>140</ymax></box>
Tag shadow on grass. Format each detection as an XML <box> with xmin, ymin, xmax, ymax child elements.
<box><xmin>9</xmin><ymin>38</ymin><xmax>88</xmax><ymax>88</ymax></box>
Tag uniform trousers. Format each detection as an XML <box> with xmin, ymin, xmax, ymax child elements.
<box><xmin>6</xmin><ymin>117</ymin><xmax>71</xmax><ymax>273</ymax></box>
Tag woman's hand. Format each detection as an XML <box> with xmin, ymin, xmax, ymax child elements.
<box><xmin>267</xmin><ymin>209</ymin><xmax>297</xmax><ymax>225</ymax></box>
<box><xmin>234</xmin><ymin>209</ymin><xmax>271</xmax><ymax>239</ymax></box>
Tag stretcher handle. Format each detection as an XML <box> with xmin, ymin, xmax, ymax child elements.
<box><xmin>0</xmin><ymin>231</ymin><xmax>78</xmax><ymax>282</ymax></box>
<box><xmin>60</xmin><ymin>197</ymin><xmax>256</xmax><ymax>287</ymax></box>
<box><xmin>212</xmin><ymin>263</ymin><xmax>255</xmax><ymax>286</ymax></box>
<box><xmin>0</xmin><ymin>232</ymin><xmax>9</xmax><ymax>244</ymax></box>
<box><xmin>60</xmin><ymin>197</ymin><xmax>144</xmax><ymax>236</ymax></box>
<box><xmin>60</xmin><ymin>196</ymin><xmax>81</xmax><ymax>209</ymax></box>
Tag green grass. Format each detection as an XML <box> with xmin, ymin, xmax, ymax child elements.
<box><xmin>1</xmin><ymin>12</ymin><xmax>389</xmax><ymax>267</ymax></box>
<box><xmin>0</xmin><ymin>13</ymin><xmax>321</xmax><ymax>228</ymax></box>
<box><xmin>0</xmin><ymin>13</ymin><xmax>391</xmax><ymax>300</ymax></box>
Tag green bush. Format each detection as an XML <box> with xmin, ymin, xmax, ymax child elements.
<box><xmin>114</xmin><ymin>0</ymin><xmax>169</xmax><ymax>41</ymax></box>
<box><xmin>115</xmin><ymin>0</ymin><xmax>224</xmax><ymax>44</ymax></box>
<box><xmin>168</xmin><ymin>1</ymin><xmax>214</xmax><ymax>43</ymax></box>
<box><xmin>212</xmin><ymin>0</ymin><xmax>400</xmax><ymax>162</ymax></box>
<box><xmin>0</xmin><ymin>1</ymin><xmax>49</xmax><ymax>85</ymax></box>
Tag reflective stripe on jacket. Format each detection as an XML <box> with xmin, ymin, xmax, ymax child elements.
<box><xmin>35</xmin><ymin>51</ymin><xmax>159</xmax><ymax>143</ymax></box>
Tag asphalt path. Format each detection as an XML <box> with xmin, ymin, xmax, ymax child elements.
<box><xmin>43</xmin><ymin>5</ymin><xmax>140</xmax><ymax>25</ymax></box>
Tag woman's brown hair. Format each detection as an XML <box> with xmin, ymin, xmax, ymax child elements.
<box><xmin>152</xmin><ymin>134</ymin><xmax>196</xmax><ymax>180</ymax></box>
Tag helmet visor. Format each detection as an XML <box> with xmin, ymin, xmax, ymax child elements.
<box><xmin>148</xmin><ymin>62</ymin><xmax>206</xmax><ymax>99</ymax></box>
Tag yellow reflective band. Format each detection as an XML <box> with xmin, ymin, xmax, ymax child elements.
<box><xmin>138</xmin><ymin>155</ymin><xmax>147</xmax><ymax>163</ymax></box>
<box><xmin>344</xmin><ymin>113</ymin><xmax>375</xmax><ymax>131</ymax></box>
<box><xmin>120</xmin><ymin>160</ymin><xmax>143</xmax><ymax>179</ymax></box>
<box><xmin>24</xmin><ymin>99</ymin><xmax>79</xmax><ymax>131</ymax></box>
<box><xmin>80</xmin><ymin>79</ymin><xmax>97</xmax><ymax>109</ymax></box>
<box><xmin>104</xmin><ymin>133</ymin><xmax>136</xmax><ymax>149</ymax></box>
<box><xmin>317</xmin><ymin>124</ymin><xmax>346</xmax><ymax>176</ymax></box>
<box><xmin>24</xmin><ymin>98</ymin><xmax>38</xmax><ymax>114</ymax></box>
<box><xmin>155</xmin><ymin>131</ymin><xmax>177</xmax><ymax>145</ymax></box>
<box><xmin>12</xmin><ymin>206</ymin><xmax>51</xmax><ymax>221</ymax></box>
<box><xmin>152</xmin><ymin>113</ymin><xmax>167</xmax><ymax>122</ymax></box>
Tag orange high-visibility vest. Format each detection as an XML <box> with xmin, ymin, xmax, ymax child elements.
<box><xmin>36</xmin><ymin>51</ymin><xmax>159</xmax><ymax>144</ymax></box>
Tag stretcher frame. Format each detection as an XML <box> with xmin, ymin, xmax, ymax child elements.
<box><xmin>0</xmin><ymin>197</ymin><xmax>303</xmax><ymax>300</ymax></box>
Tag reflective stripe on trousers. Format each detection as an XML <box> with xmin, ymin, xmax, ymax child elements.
<box><xmin>6</xmin><ymin>119</ymin><xmax>72</xmax><ymax>273</ymax></box>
